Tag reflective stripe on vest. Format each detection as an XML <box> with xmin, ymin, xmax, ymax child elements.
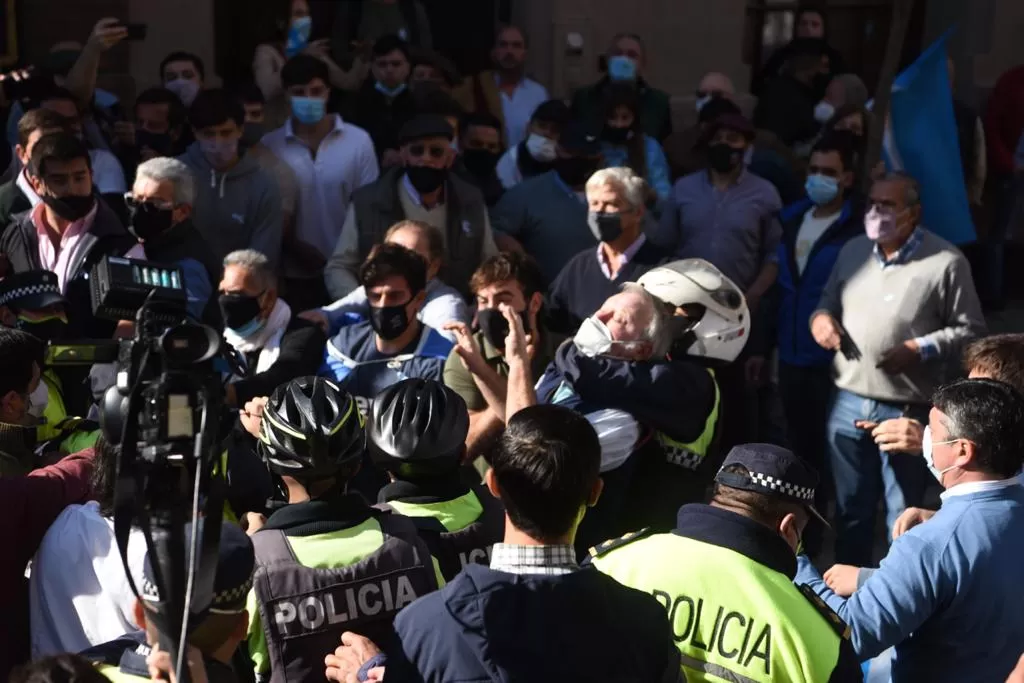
<box><xmin>657</xmin><ymin>369</ymin><xmax>720</xmax><ymax>471</ymax></box>
<box><xmin>251</xmin><ymin>513</ymin><xmax>440</xmax><ymax>683</ymax></box>
<box><xmin>95</xmin><ymin>663</ymin><xmax>147</xmax><ymax>682</ymax></box>
<box><xmin>592</xmin><ymin>533</ymin><xmax>840</xmax><ymax>682</ymax></box>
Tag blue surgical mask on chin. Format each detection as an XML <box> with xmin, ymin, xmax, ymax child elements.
<box><xmin>374</xmin><ymin>81</ymin><xmax>408</xmax><ymax>98</ymax></box>
<box><xmin>230</xmin><ymin>316</ymin><xmax>267</xmax><ymax>340</ymax></box>
<box><xmin>291</xmin><ymin>96</ymin><xmax>326</xmax><ymax>125</ymax></box>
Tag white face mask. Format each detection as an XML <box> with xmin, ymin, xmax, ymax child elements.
<box><xmin>165</xmin><ymin>78</ymin><xmax>201</xmax><ymax>107</ymax></box>
<box><xmin>525</xmin><ymin>133</ymin><xmax>557</xmax><ymax>162</ymax></box>
<box><xmin>27</xmin><ymin>380</ymin><xmax>48</xmax><ymax>420</ymax></box>
<box><xmin>814</xmin><ymin>100</ymin><xmax>836</xmax><ymax>124</ymax></box>
<box><xmin>572</xmin><ymin>316</ymin><xmax>646</xmax><ymax>359</ymax></box>
<box><xmin>922</xmin><ymin>425</ymin><xmax>959</xmax><ymax>485</ymax></box>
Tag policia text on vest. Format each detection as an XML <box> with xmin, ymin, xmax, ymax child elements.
<box><xmin>271</xmin><ymin>572</ymin><xmax>419</xmax><ymax>637</ymax></box>
<box><xmin>653</xmin><ymin>589</ymin><xmax>772</xmax><ymax>677</ymax></box>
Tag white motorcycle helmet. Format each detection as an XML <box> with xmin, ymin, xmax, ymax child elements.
<box><xmin>635</xmin><ymin>259</ymin><xmax>750</xmax><ymax>363</ymax></box>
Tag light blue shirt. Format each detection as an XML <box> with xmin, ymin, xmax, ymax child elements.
<box><xmin>495</xmin><ymin>74</ymin><xmax>549</xmax><ymax>148</ymax></box>
<box><xmin>599</xmin><ymin>135</ymin><xmax>672</xmax><ymax>202</ymax></box>
<box><xmin>321</xmin><ymin>278</ymin><xmax>470</xmax><ymax>340</ymax></box>
<box><xmin>796</xmin><ymin>485</ymin><xmax>1024</xmax><ymax>683</ymax></box>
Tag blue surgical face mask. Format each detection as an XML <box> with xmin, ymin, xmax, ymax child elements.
<box><xmin>286</xmin><ymin>15</ymin><xmax>313</xmax><ymax>57</ymax></box>
<box><xmin>607</xmin><ymin>55</ymin><xmax>638</xmax><ymax>82</ymax></box>
<box><xmin>805</xmin><ymin>174</ymin><xmax>840</xmax><ymax>206</ymax></box>
<box><xmin>290</xmin><ymin>96</ymin><xmax>326</xmax><ymax>125</ymax></box>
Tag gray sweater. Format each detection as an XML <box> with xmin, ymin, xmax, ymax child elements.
<box><xmin>816</xmin><ymin>230</ymin><xmax>985</xmax><ymax>404</ymax></box>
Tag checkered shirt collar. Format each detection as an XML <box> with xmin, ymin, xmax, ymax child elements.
<box><xmin>490</xmin><ymin>543</ymin><xmax>579</xmax><ymax>576</ymax></box>
<box><xmin>0</xmin><ymin>282</ymin><xmax>60</xmax><ymax>308</ymax></box>
<box><xmin>744</xmin><ymin>470</ymin><xmax>815</xmax><ymax>503</ymax></box>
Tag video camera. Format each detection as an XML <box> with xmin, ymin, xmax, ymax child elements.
<box><xmin>51</xmin><ymin>255</ymin><xmax>229</xmax><ymax>683</ymax></box>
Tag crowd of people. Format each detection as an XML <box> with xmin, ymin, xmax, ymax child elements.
<box><xmin>1</xmin><ymin>1</ymin><xmax>1024</xmax><ymax>681</ymax></box>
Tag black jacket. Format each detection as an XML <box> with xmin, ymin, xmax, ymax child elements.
<box><xmin>753</xmin><ymin>75</ymin><xmax>821</xmax><ymax>147</ymax></box>
<box><xmin>143</xmin><ymin>218</ymin><xmax>223</xmax><ymax>325</ymax></box>
<box><xmin>349</xmin><ymin>82</ymin><xmax>418</xmax><ymax>158</ymax></box>
<box><xmin>0</xmin><ymin>198</ymin><xmax>135</xmax><ymax>338</ymax></box>
<box><xmin>231</xmin><ymin>314</ymin><xmax>327</xmax><ymax>405</ymax></box>
<box><xmin>0</xmin><ymin>178</ymin><xmax>30</xmax><ymax>231</ymax></box>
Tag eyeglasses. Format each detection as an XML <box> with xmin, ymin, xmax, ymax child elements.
<box><xmin>124</xmin><ymin>193</ymin><xmax>175</xmax><ymax>211</ymax></box>
<box><xmin>407</xmin><ymin>143</ymin><xmax>448</xmax><ymax>160</ymax></box>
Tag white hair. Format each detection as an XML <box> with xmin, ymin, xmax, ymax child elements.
<box><xmin>621</xmin><ymin>283</ymin><xmax>672</xmax><ymax>359</ymax></box>
<box><xmin>135</xmin><ymin>157</ymin><xmax>195</xmax><ymax>206</ymax></box>
<box><xmin>586</xmin><ymin>167</ymin><xmax>647</xmax><ymax>212</ymax></box>
<box><xmin>224</xmin><ymin>249</ymin><xmax>277</xmax><ymax>290</ymax></box>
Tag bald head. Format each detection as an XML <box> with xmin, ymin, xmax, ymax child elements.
<box><xmin>698</xmin><ymin>72</ymin><xmax>735</xmax><ymax>100</ymax></box>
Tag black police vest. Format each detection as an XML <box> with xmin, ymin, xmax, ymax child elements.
<box><xmin>251</xmin><ymin>513</ymin><xmax>439</xmax><ymax>683</ymax></box>
<box><xmin>378</xmin><ymin>486</ymin><xmax>506</xmax><ymax>581</ymax></box>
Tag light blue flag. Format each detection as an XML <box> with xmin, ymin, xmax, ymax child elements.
<box><xmin>882</xmin><ymin>32</ymin><xmax>976</xmax><ymax>244</ymax></box>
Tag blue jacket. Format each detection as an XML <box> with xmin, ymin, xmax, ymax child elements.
<box><xmin>775</xmin><ymin>196</ymin><xmax>862</xmax><ymax>366</ymax></box>
<box><xmin>796</xmin><ymin>484</ymin><xmax>1024</xmax><ymax>683</ymax></box>
<box><xmin>382</xmin><ymin>563</ymin><xmax>681</xmax><ymax>682</ymax></box>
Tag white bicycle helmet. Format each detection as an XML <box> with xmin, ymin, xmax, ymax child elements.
<box><xmin>635</xmin><ymin>259</ymin><xmax>750</xmax><ymax>362</ymax></box>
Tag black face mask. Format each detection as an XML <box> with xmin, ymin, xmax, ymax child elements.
<box><xmin>240</xmin><ymin>122</ymin><xmax>266</xmax><ymax>151</ymax></box>
<box><xmin>601</xmin><ymin>125</ymin><xmax>633</xmax><ymax>145</ymax></box>
<box><xmin>707</xmin><ymin>143</ymin><xmax>743</xmax><ymax>174</ymax></box>
<box><xmin>554</xmin><ymin>157</ymin><xmax>596</xmax><ymax>188</ymax></box>
<box><xmin>461</xmin><ymin>149</ymin><xmax>500</xmax><ymax>178</ymax></box>
<box><xmin>128</xmin><ymin>202</ymin><xmax>175</xmax><ymax>242</ymax></box>
<box><xmin>16</xmin><ymin>317</ymin><xmax>68</xmax><ymax>343</ymax></box>
<box><xmin>369</xmin><ymin>303</ymin><xmax>411</xmax><ymax>341</ymax></box>
<box><xmin>42</xmin><ymin>193</ymin><xmax>95</xmax><ymax>222</ymax></box>
<box><xmin>588</xmin><ymin>211</ymin><xmax>624</xmax><ymax>243</ymax></box>
<box><xmin>406</xmin><ymin>165</ymin><xmax>447</xmax><ymax>194</ymax></box>
<box><xmin>135</xmin><ymin>129</ymin><xmax>174</xmax><ymax>156</ymax></box>
<box><xmin>218</xmin><ymin>293</ymin><xmax>262</xmax><ymax>331</ymax></box>
<box><xmin>477</xmin><ymin>307</ymin><xmax>531</xmax><ymax>350</ymax></box>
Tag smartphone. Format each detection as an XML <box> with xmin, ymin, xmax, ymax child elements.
<box><xmin>124</xmin><ymin>23</ymin><xmax>148</xmax><ymax>41</ymax></box>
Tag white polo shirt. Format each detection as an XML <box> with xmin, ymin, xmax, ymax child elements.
<box><xmin>261</xmin><ymin>115</ymin><xmax>379</xmax><ymax>267</ymax></box>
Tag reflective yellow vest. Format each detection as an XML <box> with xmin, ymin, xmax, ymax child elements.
<box><xmin>95</xmin><ymin>663</ymin><xmax>147</xmax><ymax>681</ymax></box>
<box><xmin>657</xmin><ymin>369</ymin><xmax>720</xmax><ymax>470</ymax></box>
<box><xmin>591</xmin><ymin>530</ymin><xmax>848</xmax><ymax>683</ymax></box>
<box><xmin>37</xmin><ymin>372</ymin><xmax>68</xmax><ymax>443</ymax></box>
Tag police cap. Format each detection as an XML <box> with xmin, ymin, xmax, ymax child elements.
<box><xmin>715</xmin><ymin>443</ymin><xmax>829</xmax><ymax>527</ymax></box>
<box><xmin>0</xmin><ymin>270</ymin><xmax>66</xmax><ymax>311</ymax></box>
<box><xmin>141</xmin><ymin>521</ymin><xmax>255</xmax><ymax>617</ymax></box>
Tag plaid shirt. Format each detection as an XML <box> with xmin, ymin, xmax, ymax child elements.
<box><xmin>489</xmin><ymin>543</ymin><xmax>579</xmax><ymax>576</ymax></box>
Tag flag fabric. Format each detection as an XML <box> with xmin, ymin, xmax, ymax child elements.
<box><xmin>882</xmin><ymin>32</ymin><xmax>976</xmax><ymax>244</ymax></box>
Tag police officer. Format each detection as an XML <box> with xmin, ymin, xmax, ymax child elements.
<box><xmin>245</xmin><ymin>376</ymin><xmax>442</xmax><ymax>683</ymax></box>
<box><xmin>0</xmin><ymin>270</ymin><xmax>99</xmax><ymax>453</ymax></box>
<box><xmin>589</xmin><ymin>444</ymin><xmax>863</xmax><ymax>683</ymax></box>
<box><xmin>82</xmin><ymin>520</ymin><xmax>256</xmax><ymax>683</ymax></box>
<box><xmin>368</xmin><ymin>378</ymin><xmax>504</xmax><ymax>580</ymax></box>
<box><xmin>628</xmin><ymin>258</ymin><xmax>749</xmax><ymax>530</ymax></box>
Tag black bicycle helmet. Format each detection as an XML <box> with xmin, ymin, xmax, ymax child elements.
<box><xmin>258</xmin><ymin>376</ymin><xmax>365</xmax><ymax>480</ymax></box>
<box><xmin>367</xmin><ymin>378</ymin><xmax>469</xmax><ymax>478</ymax></box>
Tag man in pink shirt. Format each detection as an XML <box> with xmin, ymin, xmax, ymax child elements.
<box><xmin>0</xmin><ymin>132</ymin><xmax>135</xmax><ymax>339</ymax></box>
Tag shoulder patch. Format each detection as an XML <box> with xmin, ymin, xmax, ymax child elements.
<box><xmin>586</xmin><ymin>528</ymin><xmax>653</xmax><ymax>559</ymax></box>
<box><xmin>797</xmin><ymin>583</ymin><xmax>851</xmax><ymax>640</ymax></box>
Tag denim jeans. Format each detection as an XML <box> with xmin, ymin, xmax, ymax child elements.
<box><xmin>826</xmin><ymin>389</ymin><xmax>930</xmax><ymax>565</ymax></box>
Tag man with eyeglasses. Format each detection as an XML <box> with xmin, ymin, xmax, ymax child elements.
<box><xmin>127</xmin><ymin>157</ymin><xmax>220</xmax><ymax>322</ymax></box>
<box><xmin>326</xmin><ymin>114</ymin><xmax>498</xmax><ymax>300</ymax></box>
<box><xmin>809</xmin><ymin>171</ymin><xmax>985</xmax><ymax>566</ymax></box>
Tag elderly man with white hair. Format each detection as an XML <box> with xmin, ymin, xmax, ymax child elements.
<box><xmin>128</xmin><ymin>157</ymin><xmax>221</xmax><ymax>321</ymax></box>
<box><xmin>547</xmin><ymin>166</ymin><xmax>667</xmax><ymax>334</ymax></box>
<box><xmin>218</xmin><ymin>249</ymin><xmax>326</xmax><ymax>408</ymax></box>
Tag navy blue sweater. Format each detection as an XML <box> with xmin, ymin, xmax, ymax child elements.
<box><xmin>773</xmin><ymin>196</ymin><xmax>863</xmax><ymax>366</ymax></box>
<box><xmin>547</xmin><ymin>240</ymin><xmax>667</xmax><ymax>335</ymax></box>
<box><xmin>383</xmin><ymin>563</ymin><xmax>680</xmax><ymax>682</ymax></box>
